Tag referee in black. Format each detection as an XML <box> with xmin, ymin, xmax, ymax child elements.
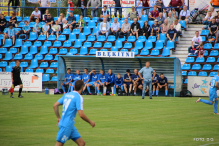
<box><xmin>10</xmin><ymin>60</ymin><xmax>23</xmax><ymax>98</ymax></box>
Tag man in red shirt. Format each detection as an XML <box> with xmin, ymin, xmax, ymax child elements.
<box><xmin>149</xmin><ymin>5</ymin><xmax>159</xmax><ymax>20</ymax></box>
<box><xmin>168</xmin><ymin>0</ymin><xmax>183</xmax><ymax>14</ymax></box>
<box><xmin>136</xmin><ymin>0</ymin><xmax>151</xmax><ymax>16</ymax></box>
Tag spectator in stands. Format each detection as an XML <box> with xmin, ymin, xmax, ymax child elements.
<box><xmin>215</xmin><ymin>10</ymin><xmax>219</xmax><ymax>23</ymax></box>
<box><xmin>22</xmin><ymin>20</ymin><xmax>31</xmax><ymax>38</ymax></box>
<box><xmin>42</xmin><ymin>21</ymin><xmax>50</xmax><ymax>39</ymax></box>
<box><xmin>106</xmin><ymin>69</ymin><xmax>115</xmax><ymax>96</ymax></box>
<box><xmin>110</xmin><ymin>0</ymin><xmax>122</xmax><ymax>19</ymax></box>
<box><xmin>155</xmin><ymin>0</ymin><xmax>164</xmax><ymax>12</ymax></box>
<box><xmin>97</xmin><ymin>69</ymin><xmax>106</xmax><ymax>95</ymax></box>
<box><xmin>67</xmin><ymin>0</ymin><xmax>74</xmax><ymax>17</ymax></box>
<box><xmin>179</xmin><ymin>5</ymin><xmax>190</xmax><ymax>24</ymax></box>
<box><xmin>0</xmin><ymin>14</ymin><xmax>6</xmax><ymax>32</ymax></box>
<box><xmin>210</xmin><ymin>7</ymin><xmax>217</xmax><ymax>17</ymax></box>
<box><xmin>58</xmin><ymin>13</ymin><xmax>66</xmax><ymax>32</ymax></box>
<box><xmin>157</xmin><ymin>12</ymin><xmax>165</xmax><ymax>26</ymax></box>
<box><xmin>173</xmin><ymin>19</ymin><xmax>181</xmax><ymax>40</ymax></box>
<box><xmin>136</xmin><ymin>0</ymin><xmax>151</xmax><ymax>16</ymax></box>
<box><xmin>119</xmin><ymin>18</ymin><xmax>131</xmax><ymax>39</ymax></box>
<box><xmin>87</xmin><ymin>0</ymin><xmax>101</xmax><ymax>18</ymax></box>
<box><xmin>123</xmin><ymin>69</ymin><xmax>132</xmax><ymax>96</ymax></box>
<box><xmin>109</xmin><ymin>17</ymin><xmax>120</xmax><ymax>39</ymax></box>
<box><xmin>167</xmin><ymin>12</ymin><xmax>175</xmax><ymax>25</ymax></box>
<box><xmin>198</xmin><ymin>43</ymin><xmax>205</xmax><ymax>58</ymax></box>
<box><xmin>156</xmin><ymin>73</ymin><xmax>168</xmax><ymax>97</ymax></box>
<box><xmin>142</xmin><ymin>21</ymin><xmax>150</xmax><ymax>39</ymax></box>
<box><xmin>151</xmin><ymin>19</ymin><xmax>160</xmax><ymax>40</ymax></box>
<box><xmin>127</xmin><ymin>6</ymin><xmax>139</xmax><ymax>20</ymax></box>
<box><xmin>210</xmin><ymin>0</ymin><xmax>219</xmax><ymax>7</ymax></box>
<box><xmin>208</xmin><ymin>17</ymin><xmax>218</xmax><ymax>43</ymax></box>
<box><xmin>3</xmin><ymin>24</ymin><xmax>16</xmax><ymax>45</ymax></box>
<box><xmin>67</xmin><ymin>12</ymin><xmax>76</xmax><ymax>32</ymax></box>
<box><xmin>32</xmin><ymin>19</ymin><xmax>41</xmax><ymax>36</ymax></box>
<box><xmin>130</xmin><ymin>18</ymin><xmax>140</xmax><ymax>39</ymax></box>
<box><xmin>99</xmin><ymin>5</ymin><xmax>110</xmax><ymax>22</ymax></box>
<box><xmin>161</xmin><ymin>19</ymin><xmax>170</xmax><ymax>34</ymax></box>
<box><xmin>188</xmin><ymin>31</ymin><xmax>202</xmax><ymax>54</ymax></box>
<box><xmin>87</xmin><ymin>69</ymin><xmax>99</xmax><ymax>95</ymax></box>
<box><xmin>202</xmin><ymin>11</ymin><xmax>214</xmax><ymax>29</ymax></box>
<box><xmin>29</xmin><ymin>7</ymin><xmax>41</xmax><ymax>23</ymax></box>
<box><xmin>171</xmin><ymin>8</ymin><xmax>178</xmax><ymax>19</ymax></box>
<box><xmin>164</xmin><ymin>24</ymin><xmax>177</xmax><ymax>50</ymax></box>
<box><xmin>77</xmin><ymin>15</ymin><xmax>85</xmax><ymax>32</ymax></box>
<box><xmin>61</xmin><ymin>68</ymin><xmax>73</xmax><ymax>93</ymax></box>
<box><xmin>52</xmin><ymin>20</ymin><xmax>61</xmax><ymax>39</ymax></box>
<box><xmin>96</xmin><ymin>17</ymin><xmax>110</xmax><ymax>39</ymax></box>
<box><xmin>163</xmin><ymin>8</ymin><xmax>168</xmax><ymax>19</ymax></box>
<box><xmin>9</xmin><ymin>12</ymin><xmax>17</xmax><ymax>28</ymax></box>
<box><xmin>8</xmin><ymin>0</ymin><xmax>20</xmax><ymax>16</ymax></box>
<box><xmin>114</xmin><ymin>73</ymin><xmax>124</xmax><ymax>95</ymax></box>
<box><xmin>168</xmin><ymin>0</ymin><xmax>183</xmax><ymax>14</ymax></box>
<box><xmin>46</xmin><ymin>13</ymin><xmax>54</xmax><ymax>28</ymax></box>
<box><xmin>131</xmin><ymin>69</ymin><xmax>140</xmax><ymax>96</ymax></box>
<box><xmin>76</xmin><ymin>0</ymin><xmax>87</xmax><ymax>17</ymax></box>
<box><xmin>149</xmin><ymin>5</ymin><xmax>159</xmax><ymax>20</ymax></box>
<box><xmin>63</xmin><ymin>20</ymin><xmax>69</xmax><ymax>30</ymax></box>
<box><xmin>152</xmin><ymin>70</ymin><xmax>159</xmax><ymax>96</ymax></box>
<box><xmin>38</xmin><ymin>0</ymin><xmax>50</xmax><ymax>19</ymax></box>
<box><xmin>42</xmin><ymin>9</ymin><xmax>49</xmax><ymax>22</ymax></box>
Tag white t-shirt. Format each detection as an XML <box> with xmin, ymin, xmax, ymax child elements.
<box><xmin>192</xmin><ymin>36</ymin><xmax>202</xmax><ymax>45</ymax></box>
<box><xmin>205</xmin><ymin>15</ymin><xmax>214</xmax><ymax>20</ymax></box>
<box><xmin>102</xmin><ymin>23</ymin><xmax>106</xmax><ymax>31</ymax></box>
<box><xmin>43</xmin><ymin>24</ymin><xmax>50</xmax><ymax>31</ymax></box>
<box><xmin>39</xmin><ymin>0</ymin><xmax>50</xmax><ymax>7</ymax></box>
<box><xmin>32</xmin><ymin>10</ymin><xmax>41</xmax><ymax>19</ymax></box>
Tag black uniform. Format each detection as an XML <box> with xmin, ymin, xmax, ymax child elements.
<box><xmin>11</xmin><ymin>66</ymin><xmax>22</xmax><ymax>86</ymax></box>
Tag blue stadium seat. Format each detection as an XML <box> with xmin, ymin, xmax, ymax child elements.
<box><xmin>36</xmin><ymin>69</ymin><xmax>44</xmax><ymax>73</ymax></box>
<box><xmin>138</xmin><ymin>20</ymin><xmax>144</xmax><ymax>28</ymax></box>
<box><xmin>88</xmin><ymin>20</ymin><xmax>95</xmax><ymax>28</ymax></box>
<box><xmin>161</xmin><ymin>48</ymin><xmax>170</xmax><ymax>56</ymax></box>
<box><xmin>204</xmin><ymin>43</ymin><xmax>212</xmax><ymax>50</ymax></box>
<box><xmin>73</xmin><ymin>29</ymin><xmax>80</xmax><ymax>34</ymax></box>
<box><xmin>150</xmin><ymin>49</ymin><xmax>160</xmax><ymax>56</ymax></box>
<box><xmin>34</xmin><ymin>54</ymin><xmax>43</xmax><ymax>60</ymax></box>
<box><xmin>137</xmin><ymin>36</ymin><xmax>146</xmax><ymax>42</ymax></box>
<box><xmin>179</xmin><ymin>20</ymin><xmax>186</xmax><ymax>29</ymax></box>
<box><xmin>107</xmin><ymin>35</ymin><xmax>116</xmax><ymax>42</ymax></box>
<box><xmin>92</xmin><ymin>17</ymin><xmax>99</xmax><ymax>22</ymax></box>
<box><xmin>24</xmin><ymin>41</ymin><xmax>32</xmax><ymax>47</ymax></box>
<box><xmin>29</xmin><ymin>59</ymin><xmax>38</xmax><ymax>68</ymax></box>
<box><xmin>18</xmin><ymin>22</ymin><xmax>25</xmax><ymax>27</ymax></box>
<box><xmin>127</xmin><ymin>36</ymin><xmax>136</xmax><ymax>42</ymax></box>
<box><xmin>195</xmin><ymin>57</ymin><xmax>205</xmax><ymax>63</ymax></box>
<box><xmin>78</xmin><ymin>33</ymin><xmax>86</xmax><ymax>42</ymax></box>
<box><xmin>154</xmin><ymin>40</ymin><xmax>164</xmax><ymax>50</ymax></box>
<box><xmin>50</xmin><ymin>62</ymin><xmax>58</xmax><ymax>68</ymax></box>
<box><xmin>54</xmin><ymin>55</ymin><xmax>58</xmax><ymax>60</ymax></box>
<box><xmin>0</xmin><ymin>68</ymin><xmax>2</xmax><ymax>72</ymax></box>
<box><xmin>68</xmin><ymin>33</ymin><xmax>77</xmax><ymax>42</ymax></box>
<box><xmin>59</xmin><ymin>48</ymin><xmax>68</xmax><ymax>55</ymax></box>
<box><xmin>148</xmin><ymin>36</ymin><xmax>156</xmax><ymax>42</ymax></box>
<box><xmin>209</xmin><ymin>72</ymin><xmax>217</xmax><ymax>77</ymax></box>
<box><xmin>57</xmin><ymin>35</ymin><xmax>66</xmax><ymax>41</ymax></box>
<box><xmin>184</xmin><ymin>79</ymin><xmax>188</xmax><ymax>84</ymax></box>
<box><xmin>182</xmin><ymin>71</ymin><xmax>187</xmax><ymax>76</ymax></box>
<box><xmin>103</xmin><ymin>42</ymin><xmax>112</xmax><ymax>48</ymax></box>
<box><xmin>83</xmin><ymin>17</ymin><xmax>90</xmax><ymax>23</ymax></box>
<box><xmin>120</xmin><ymin>49</ymin><xmax>128</xmax><ymax>52</ymax></box>
<box><xmin>74</xmin><ymin>14</ymin><xmax>80</xmax><ymax>22</ymax></box>
<box><xmin>159</xmin><ymin>33</ymin><xmax>166</xmax><ymax>42</ymax></box>
<box><xmin>144</xmin><ymin>40</ymin><xmax>153</xmax><ymax>50</ymax></box>
<box><xmin>100</xmin><ymin>49</ymin><xmax>107</xmax><ymax>51</ymax></box>
<box><xmin>28</xmin><ymin>32</ymin><xmax>37</xmax><ymax>41</ymax></box>
<box><xmin>202</xmin><ymin>64</ymin><xmax>212</xmax><ymax>70</ymax></box>
<box><xmin>16</xmin><ymin>16</ymin><xmax>22</xmax><ymax>22</ymax></box>
<box><xmin>28</xmin><ymin>46</ymin><xmax>37</xmax><ymax>55</ymax></box>
<box><xmin>9</xmin><ymin>61</ymin><xmax>16</xmax><ymax>67</ymax></box>
<box><xmin>39</xmin><ymin>46</ymin><xmax>48</xmax><ymax>55</ymax></box>
<box><xmin>37</xmin><ymin>35</ymin><xmax>46</xmax><ymax>41</ymax></box>
<box><xmin>54</xmin><ymin>17</ymin><xmax>59</xmax><ymax>21</ymax></box>
<box><xmin>119</xmin><ymin>20</ymin><xmax>124</xmax><ymax>27</ymax></box>
<box><xmin>42</xmin><ymin>74</ymin><xmax>50</xmax><ymax>82</ymax></box>
<box><xmin>89</xmin><ymin>49</ymin><xmax>97</xmax><ymax>55</ymax></box>
<box><xmin>91</xmin><ymin>27</ymin><xmax>98</xmax><ymax>35</ymax></box>
<box><xmin>73</xmin><ymin>40</ymin><xmax>82</xmax><ymax>48</ymax></box>
<box><xmin>111</xmin><ymin>47</ymin><xmax>118</xmax><ymax>51</ymax></box>
<box><xmin>0</xmin><ymin>54</ymin><xmax>1</xmax><ymax>59</ymax></box>
<box><xmin>131</xmin><ymin>49</ymin><xmax>138</xmax><ymax>55</ymax></box>
<box><xmin>22</xmin><ymin>17</ymin><xmax>30</xmax><ymax>22</ymax></box>
<box><xmin>185</xmin><ymin>57</ymin><xmax>195</xmax><ymax>63</ymax></box>
<box><xmin>134</xmin><ymin>40</ymin><xmax>143</xmax><ymax>50</ymax></box>
<box><xmin>13</xmin><ymin>39</ymin><xmax>23</xmax><ymax>47</ymax></box>
<box><xmin>200</xmin><ymin>30</ymin><xmax>209</xmax><ymax>36</ymax></box>
<box><xmin>204</xmin><ymin>50</ymin><xmax>208</xmax><ymax>56</ymax></box>
<box><xmin>0</xmin><ymin>61</ymin><xmax>7</xmax><ymax>67</ymax></box>
<box><xmin>217</xmin><ymin>58</ymin><xmax>219</xmax><ymax>63</ymax></box>
<box><xmin>3</xmin><ymin>39</ymin><xmax>12</xmax><ymax>47</ymax></box>
<box><xmin>188</xmin><ymin>71</ymin><xmax>197</xmax><ymax>76</ymax></box>
<box><xmin>0</xmin><ymin>34</ymin><xmax>3</xmax><ymax>40</ymax></box>
<box><xmin>9</xmin><ymin>48</ymin><xmax>17</xmax><ymax>54</ymax></box>
<box><xmin>191</xmin><ymin>64</ymin><xmax>201</xmax><ymax>70</ymax></box>
<box><xmin>62</xmin><ymin>29</ymin><xmax>71</xmax><ymax>35</ymax></box>
<box><xmin>201</xmin><ymin>36</ymin><xmax>206</xmax><ymax>42</ymax></box>
<box><xmin>166</xmin><ymin>41</ymin><xmax>175</xmax><ymax>49</ymax></box>
<box><xmin>14</xmin><ymin>28</ymin><xmax>21</xmax><ymax>33</ymax></box>
<box><xmin>213</xmin><ymin>64</ymin><xmax>219</xmax><ymax>70</ymax></box>
<box><xmin>117</xmin><ymin>36</ymin><xmax>126</xmax><ymax>42</ymax></box>
<box><xmin>97</xmin><ymin>35</ymin><xmax>106</xmax><ymax>42</ymax></box>
<box><xmin>114</xmin><ymin>40</ymin><xmax>122</xmax><ymax>49</ymax></box>
<box><xmin>49</xmin><ymin>48</ymin><xmax>58</xmax><ymax>54</ymax></box>
<box><xmin>111</xmin><ymin>17</ymin><xmax>119</xmax><ymax>22</ymax></box>
<box><xmin>48</xmin><ymin>35</ymin><xmax>56</xmax><ymax>41</ymax></box>
<box><xmin>79</xmin><ymin>47</ymin><xmax>88</xmax><ymax>55</ymax></box>
<box><xmin>209</xmin><ymin>50</ymin><xmax>218</xmax><ymax>56</ymax></box>
<box><xmin>182</xmin><ymin>64</ymin><xmax>191</xmax><ymax>70</ymax></box>
<box><xmin>24</xmin><ymin>54</ymin><xmax>33</xmax><ymax>60</ymax></box>
<box><xmin>83</xmin><ymin>42</ymin><xmax>92</xmax><ymax>48</ymax></box>
<box><xmin>20</xmin><ymin>62</ymin><xmax>28</xmax><ymax>68</ymax></box>
<box><xmin>128</xmin><ymin>20</ymin><xmax>134</xmax><ymax>25</ymax></box>
<box><xmin>33</xmin><ymin>41</ymin><xmax>42</xmax><ymax>47</ymax></box>
<box><xmin>93</xmin><ymin>42</ymin><xmax>102</xmax><ymax>48</ymax></box>
<box><xmin>3</xmin><ymin>52</ymin><xmax>12</xmax><ymax>60</ymax></box>
<box><xmin>50</xmin><ymin>76</ymin><xmax>58</xmax><ymax>81</ymax></box>
<box><xmin>39</xmin><ymin>22</ymin><xmax>45</xmax><ymax>26</ymax></box>
<box><xmin>40</xmin><ymin>62</ymin><xmax>49</xmax><ymax>68</ymax></box>
<box><xmin>69</xmin><ymin>48</ymin><xmax>77</xmax><ymax>55</ymax></box>
<box><xmin>44</xmin><ymin>54</ymin><xmax>53</xmax><ymax>61</ymax></box>
<box><xmin>53</xmin><ymin>41</ymin><xmax>62</xmax><ymax>47</ymax></box>
<box><xmin>14</xmin><ymin>54</ymin><xmax>23</xmax><ymax>60</ymax></box>
<box><xmin>5</xmin><ymin>66</ymin><xmax>12</xmax><ymax>72</ymax></box>
<box><xmin>87</xmin><ymin>35</ymin><xmax>96</xmax><ymax>42</ymax></box>
<box><xmin>20</xmin><ymin>46</ymin><xmax>28</xmax><ymax>54</ymax></box>
<box><xmin>123</xmin><ymin>43</ymin><xmax>132</xmax><ymax>49</ymax></box>
<box><xmin>63</xmin><ymin>41</ymin><xmax>71</xmax><ymax>47</ymax></box>
<box><xmin>213</xmin><ymin>43</ymin><xmax>219</xmax><ymax>49</ymax></box>
<box><xmin>0</xmin><ymin>48</ymin><xmax>7</xmax><ymax>54</ymax></box>
<box><xmin>141</xmin><ymin>15</ymin><xmax>148</xmax><ymax>21</ymax></box>
<box><xmin>206</xmin><ymin>57</ymin><xmax>215</xmax><ymax>63</ymax></box>
<box><xmin>83</xmin><ymin>27</ymin><xmax>91</xmax><ymax>35</ymax></box>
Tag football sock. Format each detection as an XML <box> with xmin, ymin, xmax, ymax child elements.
<box><xmin>71</xmin><ymin>86</ymin><xmax>74</xmax><ymax>92</ymax></box>
<box><xmin>152</xmin><ymin>91</ymin><xmax>155</xmax><ymax>95</ymax></box>
<box><xmin>134</xmin><ymin>92</ymin><xmax>136</xmax><ymax>95</ymax></box>
<box><xmin>104</xmin><ymin>87</ymin><xmax>106</xmax><ymax>94</ymax></box>
<box><xmin>95</xmin><ymin>87</ymin><xmax>97</xmax><ymax>93</ymax></box>
<box><xmin>165</xmin><ymin>90</ymin><xmax>168</xmax><ymax>96</ymax></box>
<box><xmin>67</xmin><ymin>86</ymin><xmax>71</xmax><ymax>93</ymax></box>
<box><xmin>19</xmin><ymin>88</ymin><xmax>22</xmax><ymax>96</ymax></box>
<box><xmin>200</xmin><ymin>99</ymin><xmax>213</xmax><ymax>105</ymax></box>
<box><xmin>121</xmin><ymin>85</ymin><xmax>124</xmax><ymax>91</ymax></box>
<box><xmin>156</xmin><ymin>90</ymin><xmax>159</xmax><ymax>96</ymax></box>
<box><xmin>61</xmin><ymin>85</ymin><xmax>65</xmax><ymax>93</ymax></box>
<box><xmin>98</xmin><ymin>90</ymin><xmax>100</xmax><ymax>94</ymax></box>
<box><xmin>111</xmin><ymin>87</ymin><xmax>114</xmax><ymax>94</ymax></box>
<box><xmin>87</xmin><ymin>86</ymin><xmax>91</xmax><ymax>93</ymax></box>
<box><xmin>114</xmin><ymin>86</ymin><xmax>116</xmax><ymax>94</ymax></box>
<box><xmin>214</xmin><ymin>100</ymin><xmax>218</xmax><ymax>113</ymax></box>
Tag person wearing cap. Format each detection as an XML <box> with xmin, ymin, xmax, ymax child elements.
<box><xmin>123</xmin><ymin>69</ymin><xmax>132</xmax><ymax>96</ymax></box>
<box><xmin>52</xmin><ymin>20</ymin><xmax>61</xmax><ymax>39</ymax></box>
<box><xmin>42</xmin><ymin>21</ymin><xmax>50</xmax><ymax>39</ymax></box>
<box><xmin>127</xmin><ymin>6</ymin><xmax>139</xmax><ymax>21</ymax></box>
<box><xmin>29</xmin><ymin>7</ymin><xmax>41</xmax><ymax>23</ymax></box>
<box><xmin>149</xmin><ymin>5</ymin><xmax>159</xmax><ymax>21</ymax></box>
<box><xmin>151</xmin><ymin>19</ymin><xmax>160</xmax><ymax>40</ymax></box>
<box><xmin>98</xmin><ymin>5</ymin><xmax>110</xmax><ymax>23</ymax></box>
<box><xmin>179</xmin><ymin>5</ymin><xmax>190</xmax><ymax>24</ymax></box>
<box><xmin>164</xmin><ymin>24</ymin><xmax>177</xmax><ymax>50</ymax></box>
<box><xmin>167</xmin><ymin>11</ymin><xmax>175</xmax><ymax>25</ymax></box>
<box><xmin>130</xmin><ymin>18</ymin><xmax>140</xmax><ymax>39</ymax></box>
<box><xmin>173</xmin><ymin>19</ymin><xmax>181</xmax><ymax>40</ymax></box>
<box><xmin>3</xmin><ymin>24</ymin><xmax>18</xmax><ymax>45</ymax></box>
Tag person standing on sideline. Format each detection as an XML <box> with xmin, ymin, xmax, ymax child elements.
<box><xmin>76</xmin><ymin>0</ymin><xmax>88</xmax><ymax>17</ymax></box>
<box><xmin>87</xmin><ymin>0</ymin><xmax>101</xmax><ymax>18</ymax></box>
<box><xmin>138</xmin><ymin>62</ymin><xmax>156</xmax><ymax>99</ymax></box>
<box><xmin>8</xmin><ymin>0</ymin><xmax>20</xmax><ymax>16</ymax></box>
<box><xmin>38</xmin><ymin>0</ymin><xmax>50</xmax><ymax>19</ymax></box>
<box><xmin>110</xmin><ymin>0</ymin><xmax>122</xmax><ymax>19</ymax></box>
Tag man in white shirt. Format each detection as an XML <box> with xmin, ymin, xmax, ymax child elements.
<box><xmin>52</xmin><ymin>20</ymin><xmax>61</xmax><ymax>39</ymax></box>
<box><xmin>96</xmin><ymin>17</ymin><xmax>110</xmax><ymax>39</ymax></box>
<box><xmin>173</xmin><ymin>19</ymin><xmax>181</xmax><ymax>41</ymax></box>
<box><xmin>179</xmin><ymin>5</ymin><xmax>190</xmax><ymax>24</ymax></box>
<box><xmin>188</xmin><ymin>31</ymin><xmax>202</xmax><ymax>54</ymax></box>
<box><xmin>29</xmin><ymin>7</ymin><xmax>41</xmax><ymax>23</ymax></box>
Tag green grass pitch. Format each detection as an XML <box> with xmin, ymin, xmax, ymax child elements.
<box><xmin>0</xmin><ymin>93</ymin><xmax>219</xmax><ymax>146</ymax></box>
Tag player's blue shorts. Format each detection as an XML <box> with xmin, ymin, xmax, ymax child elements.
<box><xmin>87</xmin><ymin>81</ymin><xmax>97</xmax><ymax>86</ymax></box>
<box><xmin>63</xmin><ymin>82</ymin><xmax>70</xmax><ymax>86</ymax></box>
<box><xmin>114</xmin><ymin>84</ymin><xmax>123</xmax><ymax>88</ymax></box>
<box><xmin>56</xmin><ymin>126</ymin><xmax>81</xmax><ymax>144</ymax></box>
<box><xmin>124</xmin><ymin>82</ymin><xmax>132</xmax><ymax>86</ymax></box>
<box><xmin>209</xmin><ymin>89</ymin><xmax>218</xmax><ymax>102</ymax></box>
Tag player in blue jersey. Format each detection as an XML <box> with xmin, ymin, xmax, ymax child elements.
<box><xmin>196</xmin><ymin>71</ymin><xmax>219</xmax><ymax>115</ymax></box>
<box><xmin>87</xmin><ymin>69</ymin><xmax>99</xmax><ymax>95</ymax></box>
<box><xmin>152</xmin><ymin>70</ymin><xmax>159</xmax><ymax>96</ymax></box>
<box><xmin>156</xmin><ymin>73</ymin><xmax>168</xmax><ymax>96</ymax></box>
<box><xmin>97</xmin><ymin>69</ymin><xmax>106</xmax><ymax>95</ymax></box>
<box><xmin>132</xmin><ymin>69</ymin><xmax>140</xmax><ymax>96</ymax></box>
<box><xmin>82</xmin><ymin>68</ymin><xmax>91</xmax><ymax>95</ymax></box>
<box><xmin>61</xmin><ymin>68</ymin><xmax>73</xmax><ymax>94</ymax></box>
<box><xmin>69</xmin><ymin>70</ymin><xmax>82</xmax><ymax>92</ymax></box>
<box><xmin>114</xmin><ymin>73</ymin><xmax>124</xmax><ymax>95</ymax></box>
<box><xmin>53</xmin><ymin>80</ymin><xmax>95</xmax><ymax>146</ymax></box>
<box><xmin>106</xmin><ymin>69</ymin><xmax>115</xmax><ymax>96</ymax></box>
<box><xmin>123</xmin><ymin>69</ymin><xmax>132</xmax><ymax>96</ymax></box>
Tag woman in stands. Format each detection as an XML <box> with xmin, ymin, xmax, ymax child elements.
<box><xmin>142</xmin><ymin>21</ymin><xmax>150</xmax><ymax>39</ymax></box>
<box><xmin>58</xmin><ymin>13</ymin><xmax>66</xmax><ymax>32</ymax></box>
<box><xmin>198</xmin><ymin>43</ymin><xmax>205</xmax><ymax>58</ymax></box>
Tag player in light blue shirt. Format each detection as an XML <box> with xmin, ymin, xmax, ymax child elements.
<box><xmin>196</xmin><ymin>71</ymin><xmax>219</xmax><ymax>115</ymax></box>
<box><xmin>87</xmin><ymin>69</ymin><xmax>99</xmax><ymax>95</ymax></box>
<box><xmin>114</xmin><ymin>73</ymin><xmax>124</xmax><ymax>95</ymax></box>
<box><xmin>82</xmin><ymin>68</ymin><xmax>91</xmax><ymax>95</ymax></box>
<box><xmin>97</xmin><ymin>69</ymin><xmax>106</xmax><ymax>95</ymax></box>
<box><xmin>53</xmin><ymin>80</ymin><xmax>95</xmax><ymax>146</ymax></box>
<box><xmin>61</xmin><ymin>68</ymin><xmax>73</xmax><ymax>93</ymax></box>
<box><xmin>105</xmin><ymin>69</ymin><xmax>115</xmax><ymax>96</ymax></box>
<box><xmin>68</xmin><ymin>70</ymin><xmax>82</xmax><ymax>92</ymax></box>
